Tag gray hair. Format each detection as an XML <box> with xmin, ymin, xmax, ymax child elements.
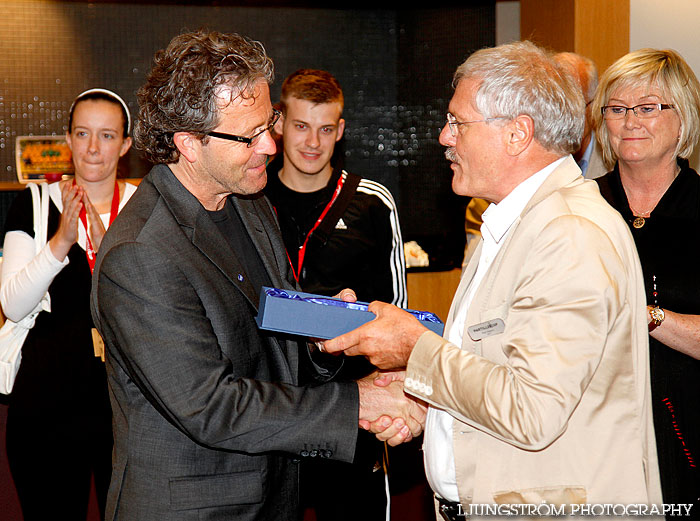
<box><xmin>553</xmin><ymin>52</ymin><xmax>598</xmax><ymax>103</ymax></box>
<box><xmin>454</xmin><ymin>41</ymin><xmax>585</xmax><ymax>156</ymax></box>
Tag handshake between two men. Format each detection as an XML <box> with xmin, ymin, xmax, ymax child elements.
<box><xmin>323</xmin><ymin>292</ymin><xmax>430</xmax><ymax>447</ymax></box>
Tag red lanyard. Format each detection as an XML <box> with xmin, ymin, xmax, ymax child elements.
<box><xmin>75</xmin><ymin>180</ymin><xmax>120</xmax><ymax>273</ymax></box>
<box><xmin>287</xmin><ymin>173</ymin><xmax>346</xmax><ymax>283</ymax></box>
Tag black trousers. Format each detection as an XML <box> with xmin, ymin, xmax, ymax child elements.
<box><xmin>301</xmin><ymin>430</ymin><xmax>387</xmax><ymax>521</ymax></box>
<box><xmin>6</xmin><ymin>410</ymin><xmax>113</xmax><ymax>521</ymax></box>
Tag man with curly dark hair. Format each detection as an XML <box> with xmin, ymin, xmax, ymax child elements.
<box><xmin>89</xmin><ymin>29</ymin><xmax>425</xmax><ymax>520</ymax></box>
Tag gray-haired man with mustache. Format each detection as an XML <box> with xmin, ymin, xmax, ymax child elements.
<box><xmin>325</xmin><ymin>40</ymin><xmax>661</xmax><ymax>518</ymax></box>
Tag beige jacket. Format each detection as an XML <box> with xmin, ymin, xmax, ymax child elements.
<box><xmin>406</xmin><ymin>156</ymin><xmax>662</xmax><ymax>508</ymax></box>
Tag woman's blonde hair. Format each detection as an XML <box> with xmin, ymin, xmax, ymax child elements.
<box><xmin>593</xmin><ymin>48</ymin><xmax>700</xmax><ymax>169</ymax></box>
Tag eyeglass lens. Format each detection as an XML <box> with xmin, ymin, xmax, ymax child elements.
<box><xmin>602</xmin><ymin>103</ymin><xmax>670</xmax><ymax>120</ymax></box>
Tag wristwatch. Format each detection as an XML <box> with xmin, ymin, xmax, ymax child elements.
<box><xmin>648</xmin><ymin>306</ymin><xmax>665</xmax><ymax>332</ymax></box>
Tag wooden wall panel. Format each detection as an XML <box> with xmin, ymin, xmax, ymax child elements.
<box><xmin>520</xmin><ymin>0</ymin><xmax>575</xmax><ymax>52</ymax></box>
<box><xmin>521</xmin><ymin>0</ymin><xmax>629</xmax><ymax>76</ymax></box>
<box><xmin>407</xmin><ymin>269</ymin><xmax>462</xmax><ymax>323</ymax></box>
<box><xmin>574</xmin><ymin>0</ymin><xmax>630</xmax><ymax>75</ymax></box>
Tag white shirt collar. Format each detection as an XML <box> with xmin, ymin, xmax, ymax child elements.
<box><xmin>481</xmin><ymin>155</ymin><xmax>567</xmax><ymax>245</ymax></box>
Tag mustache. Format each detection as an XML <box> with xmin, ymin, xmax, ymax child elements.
<box><xmin>444</xmin><ymin>147</ymin><xmax>458</xmax><ymax>163</ymax></box>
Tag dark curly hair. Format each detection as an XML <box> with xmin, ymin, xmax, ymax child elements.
<box><xmin>134</xmin><ymin>29</ymin><xmax>274</xmax><ymax>164</ymax></box>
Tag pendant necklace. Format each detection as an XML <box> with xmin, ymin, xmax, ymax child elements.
<box><xmin>626</xmin><ymin>193</ymin><xmax>656</xmax><ymax>229</ymax></box>
<box><xmin>629</xmin><ymin>206</ymin><xmax>653</xmax><ymax>229</ymax></box>
<box><xmin>625</xmin><ymin>165</ymin><xmax>679</xmax><ymax>229</ymax></box>
<box><xmin>632</xmin><ymin>215</ymin><xmax>647</xmax><ymax>229</ymax></box>
<box><xmin>628</xmin><ymin>198</ymin><xmax>658</xmax><ymax>229</ymax></box>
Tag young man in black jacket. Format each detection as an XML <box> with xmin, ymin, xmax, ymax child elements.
<box><xmin>264</xmin><ymin>69</ymin><xmax>407</xmax><ymax>521</ymax></box>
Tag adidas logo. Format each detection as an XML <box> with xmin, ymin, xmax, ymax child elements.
<box><xmin>335</xmin><ymin>218</ymin><xmax>347</xmax><ymax>230</ymax></box>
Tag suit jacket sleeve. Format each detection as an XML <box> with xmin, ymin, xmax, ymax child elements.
<box><xmin>95</xmin><ymin>239</ymin><xmax>359</xmax><ymax>461</ymax></box>
<box><xmin>405</xmin><ymin>213</ymin><xmax>627</xmax><ymax>450</ymax></box>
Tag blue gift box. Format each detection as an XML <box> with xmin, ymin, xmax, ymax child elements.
<box><xmin>255</xmin><ymin>287</ymin><xmax>444</xmax><ymax>339</ymax></box>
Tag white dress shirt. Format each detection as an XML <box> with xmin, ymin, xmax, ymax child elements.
<box><xmin>423</xmin><ymin>156</ymin><xmax>567</xmax><ymax>502</ymax></box>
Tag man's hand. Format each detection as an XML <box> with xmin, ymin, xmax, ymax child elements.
<box><xmin>324</xmin><ymin>301</ymin><xmax>427</xmax><ymax>369</ymax></box>
<box><xmin>334</xmin><ymin>288</ymin><xmax>357</xmax><ymax>303</ymax></box>
<box><xmin>311</xmin><ymin>288</ymin><xmax>358</xmax><ymax>353</ymax></box>
<box><xmin>357</xmin><ymin>371</ymin><xmax>427</xmax><ymax>446</ymax></box>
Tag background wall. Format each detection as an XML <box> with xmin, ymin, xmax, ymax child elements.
<box><xmin>0</xmin><ymin>1</ymin><xmax>497</xmax><ymax>268</ymax></box>
<box><xmin>495</xmin><ymin>1</ymin><xmax>700</xmax><ymax>81</ymax></box>
<box><xmin>495</xmin><ymin>0</ymin><xmax>520</xmax><ymax>45</ymax></box>
<box><xmin>630</xmin><ymin>0</ymin><xmax>700</xmax><ymax>71</ymax></box>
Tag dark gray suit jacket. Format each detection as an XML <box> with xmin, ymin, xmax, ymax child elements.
<box><xmin>90</xmin><ymin>164</ymin><xmax>359</xmax><ymax>520</ymax></box>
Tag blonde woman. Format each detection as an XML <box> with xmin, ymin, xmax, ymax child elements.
<box><xmin>593</xmin><ymin>49</ymin><xmax>700</xmax><ymax>509</ymax></box>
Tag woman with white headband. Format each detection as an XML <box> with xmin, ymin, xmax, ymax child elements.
<box><xmin>1</xmin><ymin>88</ymin><xmax>135</xmax><ymax>520</ymax></box>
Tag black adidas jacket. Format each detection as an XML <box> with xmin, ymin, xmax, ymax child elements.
<box><xmin>264</xmin><ymin>165</ymin><xmax>407</xmax><ymax>308</ymax></box>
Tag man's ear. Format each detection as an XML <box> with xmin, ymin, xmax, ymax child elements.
<box><xmin>274</xmin><ymin>113</ymin><xmax>285</xmax><ymax>136</ymax></box>
<box><xmin>505</xmin><ymin>114</ymin><xmax>534</xmax><ymax>156</ymax></box>
<box><xmin>336</xmin><ymin>118</ymin><xmax>346</xmax><ymax>142</ymax></box>
<box><xmin>173</xmin><ymin>132</ymin><xmax>199</xmax><ymax>164</ymax></box>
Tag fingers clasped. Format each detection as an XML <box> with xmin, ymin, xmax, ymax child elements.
<box><xmin>357</xmin><ymin>370</ymin><xmax>428</xmax><ymax>446</ymax></box>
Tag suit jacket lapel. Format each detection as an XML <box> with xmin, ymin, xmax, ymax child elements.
<box><xmin>521</xmin><ymin>156</ymin><xmax>583</xmax><ymax>217</ymax></box>
<box><xmin>149</xmin><ymin>165</ymin><xmax>296</xmax><ymax>383</ymax></box>
<box><xmin>191</xmin><ymin>209</ymin><xmax>261</xmax><ymax>306</ymax></box>
<box><xmin>446</xmin><ymin>239</ymin><xmax>482</xmax><ymax>334</ymax></box>
<box><xmin>231</xmin><ymin>195</ymin><xmax>298</xmax><ymax>381</ymax></box>
<box><xmin>150</xmin><ymin>165</ymin><xmax>260</xmax><ymax>309</ymax></box>
<box><xmin>230</xmin><ymin>195</ymin><xmax>290</xmax><ymax>291</ymax></box>
<box><xmin>462</xmin><ymin>156</ymin><xmax>584</xmax><ymax>338</ymax></box>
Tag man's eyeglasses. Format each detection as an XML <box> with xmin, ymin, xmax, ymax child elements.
<box><xmin>601</xmin><ymin>103</ymin><xmax>674</xmax><ymax>120</ymax></box>
<box><xmin>206</xmin><ymin>109</ymin><xmax>281</xmax><ymax>147</ymax></box>
<box><xmin>446</xmin><ymin>112</ymin><xmax>507</xmax><ymax>137</ymax></box>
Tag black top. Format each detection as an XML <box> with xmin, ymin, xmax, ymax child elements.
<box><xmin>4</xmin><ymin>187</ymin><xmax>111</xmax><ymax>421</ymax></box>
<box><xmin>596</xmin><ymin>159</ymin><xmax>700</xmax><ymax>506</ymax></box>
<box><xmin>264</xmin><ymin>165</ymin><xmax>405</xmax><ymax>306</ymax></box>
<box><xmin>265</xmin><ymin>164</ymin><xmax>407</xmax><ymax>383</ymax></box>
<box><xmin>208</xmin><ymin>196</ymin><xmax>272</xmax><ymax>296</ymax></box>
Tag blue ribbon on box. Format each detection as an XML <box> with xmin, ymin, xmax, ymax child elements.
<box><xmin>265</xmin><ymin>288</ymin><xmax>442</xmax><ymax>324</ymax></box>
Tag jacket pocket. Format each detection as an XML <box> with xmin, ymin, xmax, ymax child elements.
<box><xmin>493</xmin><ymin>485</ymin><xmax>587</xmax><ymax>505</ymax></box>
<box><xmin>169</xmin><ymin>469</ymin><xmax>263</xmax><ymax>511</ymax></box>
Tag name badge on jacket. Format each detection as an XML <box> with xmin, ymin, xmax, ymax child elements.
<box><xmin>467</xmin><ymin>318</ymin><xmax>505</xmax><ymax>341</ymax></box>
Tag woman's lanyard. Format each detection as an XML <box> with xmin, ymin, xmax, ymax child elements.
<box><xmin>287</xmin><ymin>174</ymin><xmax>345</xmax><ymax>283</ymax></box>
<box><xmin>75</xmin><ymin>179</ymin><xmax>120</xmax><ymax>273</ymax></box>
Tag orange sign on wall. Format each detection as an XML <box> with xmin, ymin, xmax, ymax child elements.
<box><xmin>15</xmin><ymin>136</ymin><xmax>74</xmax><ymax>184</ymax></box>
